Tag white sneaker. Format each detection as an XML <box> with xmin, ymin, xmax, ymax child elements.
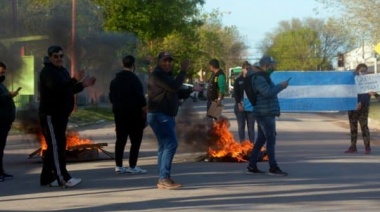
<box><xmin>64</xmin><ymin>178</ymin><xmax>82</xmax><ymax>188</ymax></box>
<box><xmin>115</xmin><ymin>166</ymin><xmax>129</xmax><ymax>174</ymax></box>
<box><xmin>48</xmin><ymin>180</ymin><xmax>60</xmax><ymax>187</ymax></box>
<box><xmin>127</xmin><ymin>166</ymin><xmax>147</xmax><ymax>174</ymax></box>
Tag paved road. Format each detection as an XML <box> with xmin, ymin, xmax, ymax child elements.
<box><xmin>1</xmin><ymin>97</ymin><xmax>380</xmax><ymax>211</ymax></box>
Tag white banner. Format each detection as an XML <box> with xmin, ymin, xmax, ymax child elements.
<box><xmin>355</xmin><ymin>73</ymin><xmax>380</xmax><ymax>94</ymax></box>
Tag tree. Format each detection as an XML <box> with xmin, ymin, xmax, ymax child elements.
<box><xmin>91</xmin><ymin>0</ymin><xmax>205</xmax><ymax>42</ymax></box>
<box><xmin>261</xmin><ymin>18</ymin><xmax>353</xmax><ymax>70</ymax></box>
<box><xmin>317</xmin><ymin>0</ymin><xmax>380</xmax><ymax>44</ymax></box>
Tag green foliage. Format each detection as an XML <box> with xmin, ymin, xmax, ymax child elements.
<box><xmin>69</xmin><ymin>107</ymin><xmax>113</xmax><ymax>124</ymax></box>
<box><xmin>317</xmin><ymin>0</ymin><xmax>380</xmax><ymax>45</ymax></box>
<box><xmin>262</xmin><ymin>18</ymin><xmax>353</xmax><ymax>70</ymax></box>
<box><xmin>92</xmin><ymin>0</ymin><xmax>205</xmax><ymax>42</ymax></box>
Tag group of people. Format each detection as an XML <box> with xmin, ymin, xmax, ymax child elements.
<box><xmin>0</xmin><ymin>46</ymin><xmax>377</xmax><ymax>189</ymax></box>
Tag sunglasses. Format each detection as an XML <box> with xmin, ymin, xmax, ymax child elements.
<box><xmin>52</xmin><ymin>54</ymin><xmax>64</xmax><ymax>59</ymax></box>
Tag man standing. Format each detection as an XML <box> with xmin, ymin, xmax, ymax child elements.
<box><xmin>39</xmin><ymin>45</ymin><xmax>96</xmax><ymax>187</ymax></box>
<box><xmin>245</xmin><ymin>56</ymin><xmax>289</xmax><ymax>176</ymax></box>
<box><xmin>147</xmin><ymin>51</ymin><xmax>194</xmax><ymax>190</ymax></box>
<box><xmin>109</xmin><ymin>55</ymin><xmax>147</xmax><ymax>174</ymax></box>
<box><xmin>206</xmin><ymin>59</ymin><xmax>226</xmax><ymax>120</ymax></box>
<box><xmin>0</xmin><ymin>61</ymin><xmax>19</xmax><ymax>182</ymax></box>
<box><xmin>233</xmin><ymin>61</ymin><xmax>255</xmax><ymax>143</ymax></box>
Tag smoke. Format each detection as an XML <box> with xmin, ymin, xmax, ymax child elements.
<box><xmin>16</xmin><ymin>103</ymin><xmax>42</xmax><ymax>146</ymax></box>
<box><xmin>0</xmin><ymin>0</ymin><xmax>140</xmax><ymax>105</ymax></box>
<box><xmin>176</xmin><ymin>99</ymin><xmax>210</xmax><ymax>153</ymax></box>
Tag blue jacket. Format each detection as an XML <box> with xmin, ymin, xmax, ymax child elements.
<box><xmin>248</xmin><ymin>70</ymin><xmax>284</xmax><ymax>117</ymax></box>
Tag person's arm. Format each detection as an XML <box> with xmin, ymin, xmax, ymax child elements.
<box><xmin>253</xmin><ymin>75</ymin><xmax>284</xmax><ymax>98</ymax></box>
<box><xmin>0</xmin><ymin>85</ymin><xmax>12</xmax><ymax>104</ymax></box>
<box><xmin>217</xmin><ymin>74</ymin><xmax>226</xmax><ymax>100</ymax></box>
<box><xmin>233</xmin><ymin>77</ymin><xmax>241</xmax><ymax>103</ymax></box>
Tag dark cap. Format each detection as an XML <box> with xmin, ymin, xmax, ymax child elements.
<box><xmin>158</xmin><ymin>51</ymin><xmax>173</xmax><ymax>61</ymax></box>
<box><xmin>259</xmin><ymin>56</ymin><xmax>276</xmax><ymax>67</ymax></box>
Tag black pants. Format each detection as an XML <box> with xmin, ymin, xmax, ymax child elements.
<box><xmin>0</xmin><ymin>122</ymin><xmax>12</xmax><ymax>175</ymax></box>
<box><xmin>39</xmin><ymin>114</ymin><xmax>71</xmax><ymax>186</ymax></box>
<box><xmin>114</xmin><ymin>112</ymin><xmax>144</xmax><ymax>168</ymax></box>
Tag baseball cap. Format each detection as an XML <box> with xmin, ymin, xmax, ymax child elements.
<box><xmin>158</xmin><ymin>51</ymin><xmax>173</xmax><ymax>61</ymax></box>
<box><xmin>259</xmin><ymin>56</ymin><xmax>276</xmax><ymax>67</ymax></box>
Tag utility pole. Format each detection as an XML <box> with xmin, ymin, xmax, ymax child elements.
<box><xmin>71</xmin><ymin>0</ymin><xmax>76</xmax><ymax>77</ymax></box>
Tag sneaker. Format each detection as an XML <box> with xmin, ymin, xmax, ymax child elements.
<box><xmin>127</xmin><ymin>166</ymin><xmax>147</xmax><ymax>174</ymax></box>
<box><xmin>115</xmin><ymin>166</ymin><xmax>129</xmax><ymax>174</ymax></box>
<box><xmin>365</xmin><ymin>146</ymin><xmax>372</xmax><ymax>154</ymax></box>
<box><xmin>2</xmin><ymin>172</ymin><xmax>13</xmax><ymax>179</ymax></box>
<box><xmin>268</xmin><ymin>167</ymin><xmax>288</xmax><ymax>176</ymax></box>
<box><xmin>344</xmin><ymin>146</ymin><xmax>357</xmax><ymax>153</ymax></box>
<box><xmin>48</xmin><ymin>180</ymin><xmax>60</xmax><ymax>187</ymax></box>
<box><xmin>64</xmin><ymin>178</ymin><xmax>82</xmax><ymax>188</ymax></box>
<box><xmin>157</xmin><ymin>178</ymin><xmax>182</xmax><ymax>190</ymax></box>
<box><xmin>245</xmin><ymin>166</ymin><xmax>265</xmax><ymax>174</ymax></box>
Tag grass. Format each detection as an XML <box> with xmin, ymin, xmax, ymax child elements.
<box><xmin>69</xmin><ymin>106</ymin><xmax>114</xmax><ymax>125</ymax></box>
<box><xmin>369</xmin><ymin>101</ymin><xmax>380</xmax><ymax>123</ymax></box>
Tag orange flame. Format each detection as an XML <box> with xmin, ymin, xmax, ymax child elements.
<box><xmin>37</xmin><ymin>131</ymin><xmax>93</xmax><ymax>155</ymax></box>
<box><xmin>208</xmin><ymin>117</ymin><xmax>268</xmax><ymax>162</ymax></box>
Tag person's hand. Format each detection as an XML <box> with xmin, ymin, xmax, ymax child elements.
<box><xmin>180</xmin><ymin>59</ymin><xmax>190</xmax><ymax>72</ymax></box>
<box><xmin>356</xmin><ymin>102</ymin><xmax>362</xmax><ymax>111</ymax></box>
<box><xmin>74</xmin><ymin>69</ymin><xmax>85</xmax><ymax>81</ymax></box>
<box><xmin>280</xmin><ymin>81</ymin><xmax>289</xmax><ymax>89</ymax></box>
<box><xmin>369</xmin><ymin>91</ymin><xmax>378</xmax><ymax>96</ymax></box>
<box><xmin>216</xmin><ymin>99</ymin><xmax>222</xmax><ymax>106</ymax></box>
<box><xmin>82</xmin><ymin>76</ymin><xmax>96</xmax><ymax>87</ymax></box>
<box><xmin>192</xmin><ymin>84</ymin><xmax>203</xmax><ymax>92</ymax></box>
<box><xmin>9</xmin><ymin>90</ymin><xmax>19</xmax><ymax>98</ymax></box>
<box><xmin>238</xmin><ymin>103</ymin><xmax>244</xmax><ymax>112</ymax></box>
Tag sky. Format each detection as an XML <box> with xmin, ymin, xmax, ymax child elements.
<box><xmin>202</xmin><ymin>0</ymin><xmax>334</xmax><ymax>62</ymax></box>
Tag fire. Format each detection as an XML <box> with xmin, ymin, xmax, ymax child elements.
<box><xmin>208</xmin><ymin>117</ymin><xmax>268</xmax><ymax>162</ymax></box>
<box><xmin>38</xmin><ymin>131</ymin><xmax>93</xmax><ymax>154</ymax></box>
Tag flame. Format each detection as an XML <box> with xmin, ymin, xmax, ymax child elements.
<box><xmin>208</xmin><ymin>117</ymin><xmax>268</xmax><ymax>162</ymax></box>
<box><xmin>37</xmin><ymin>131</ymin><xmax>93</xmax><ymax>155</ymax></box>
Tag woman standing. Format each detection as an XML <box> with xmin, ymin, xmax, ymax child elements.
<box><xmin>345</xmin><ymin>63</ymin><xmax>380</xmax><ymax>154</ymax></box>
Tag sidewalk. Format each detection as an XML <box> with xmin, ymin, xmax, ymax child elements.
<box><xmin>1</xmin><ymin>98</ymin><xmax>380</xmax><ymax>211</ymax></box>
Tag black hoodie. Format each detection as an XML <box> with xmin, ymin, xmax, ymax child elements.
<box><xmin>109</xmin><ymin>70</ymin><xmax>147</xmax><ymax>114</ymax></box>
<box><xmin>38</xmin><ymin>58</ymin><xmax>84</xmax><ymax>116</ymax></box>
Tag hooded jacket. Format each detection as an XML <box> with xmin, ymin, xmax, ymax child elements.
<box><xmin>109</xmin><ymin>70</ymin><xmax>146</xmax><ymax>114</ymax></box>
<box><xmin>0</xmin><ymin>83</ymin><xmax>16</xmax><ymax>123</ymax></box>
<box><xmin>247</xmin><ymin>69</ymin><xmax>284</xmax><ymax>117</ymax></box>
<box><xmin>38</xmin><ymin>59</ymin><xmax>84</xmax><ymax>116</ymax></box>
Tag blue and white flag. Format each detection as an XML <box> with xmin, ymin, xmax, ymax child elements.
<box><xmin>271</xmin><ymin>71</ymin><xmax>357</xmax><ymax>112</ymax></box>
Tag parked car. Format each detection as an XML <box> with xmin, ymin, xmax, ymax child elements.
<box><xmin>181</xmin><ymin>83</ymin><xmax>208</xmax><ymax>102</ymax></box>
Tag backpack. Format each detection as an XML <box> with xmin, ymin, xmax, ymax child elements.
<box><xmin>243</xmin><ymin>71</ymin><xmax>271</xmax><ymax>106</ymax></box>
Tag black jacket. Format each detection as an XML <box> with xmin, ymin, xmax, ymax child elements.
<box><xmin>147</xmin><ymin>66</ymin><xmax>187</xmax><ymax>116</ymax></box>
<box><xmin>0</xmin><ymin>83</ymin><xmax>16</xmax><ymax>123</ymax></box>
<box><xmin>233</xmin><ymin>74</ymin><xmax>244</xmax><ymax>104</ymax></box>
<box><xmin>109</xmin><ymin>70</ymin><xmax>146</xmax><ymax>114</ymax></box>
<box><xmin>38</xmin><ymin>61</ymin><xmax>84</xmax><ymax>116</ymax></box>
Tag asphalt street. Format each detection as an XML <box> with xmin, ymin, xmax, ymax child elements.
<box><xmin>1</xmin><ymin>97</ymin><xmax>380</xmax><ymax>211</ymax></box>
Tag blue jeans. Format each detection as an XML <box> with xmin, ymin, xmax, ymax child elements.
<box><xmin>248</xmin><ymin>115</ymin><xmax>277</xmax><ymax>168</ymax></box>
<box><xmin>234</xmin><ymin>104</ymin><xmax>255</xmax><ymax>143</ymax></box>
<box><xmin>147</xmin><ymin>113</ymin><xmax>178</xmax><ymax>179</ymax></box>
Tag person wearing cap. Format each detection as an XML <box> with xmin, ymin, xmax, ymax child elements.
<box><xmin>0</xmin><ymin>61</ymin><xmax>19</xmax><ymax>182</ymax></box>
<box><xmin>39</xmin><ymin>45</ymin><xmax>96</xmax><ymax>188</ymax></box>
<box><xmin>206</xmin><ymin>59</ymin><xmax>226</xmax><ymax>121</ymax></box>
<box><xmin>147</xmin><ymin>51</ymin><xmax>198</xmax><ymax>189</ymax></box>
<box><xmin>245</xmin><ymin>55</ymin><xmax>289</xmax><ymax>176</ymax></box>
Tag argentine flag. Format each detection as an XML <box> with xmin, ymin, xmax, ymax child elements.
<box><xmin>271</xmin><ymin>71</ymin><xmax>357</xmax><ymax>112</ymax></box>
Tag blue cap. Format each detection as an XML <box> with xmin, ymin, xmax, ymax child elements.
<box><xmin>259</xmin><ymin>56</ymin><xmax>276</xmax><ymax>67</ymax></box>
